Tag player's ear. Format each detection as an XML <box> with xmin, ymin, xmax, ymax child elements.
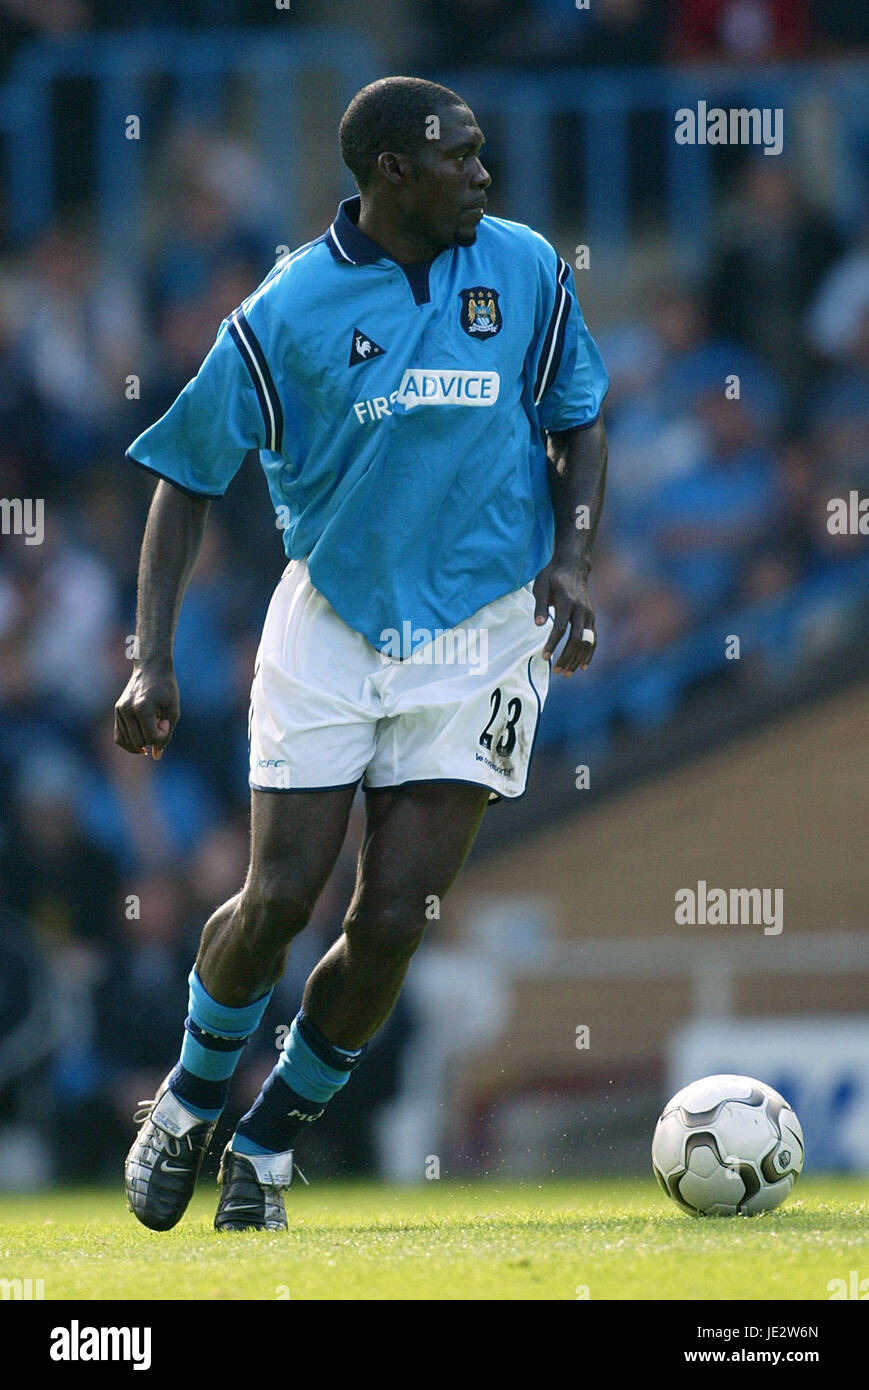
<box><xmin>376</xmin><ymin>151</ymin><xmax>410</xmax><ymax>186</ymax></box>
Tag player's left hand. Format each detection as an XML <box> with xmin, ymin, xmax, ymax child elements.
<box><xmin>532</xmin><ymin>561</ymin><xmax>596</xmax><ymax>674</ymax></box>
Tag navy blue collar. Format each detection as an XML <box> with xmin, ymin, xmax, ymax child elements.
<box><xmin>326</xmin><ymin>195</ymin><xmax>438</xmax><ymax>305</ymax></box>
<box><xmin>326</xmin><ymin>196</ymin><xmax>391</xmax><ymax>266</ymax></box>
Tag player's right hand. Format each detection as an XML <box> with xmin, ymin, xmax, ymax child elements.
<box><xmin>114</xmin><ymin>662</ymin><xmax>180</xmax><ymax>760</ymax></box>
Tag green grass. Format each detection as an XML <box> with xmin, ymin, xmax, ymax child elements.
<box><xmin>1</xmin><ymin>1177</ymin><xmax>867</xmax><ymax>1300</ymax></box>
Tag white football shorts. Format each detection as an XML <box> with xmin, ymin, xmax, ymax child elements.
<box><xmin>248</xmin><ymin>558</ymin><xmax>552</xmax><ymax>801</ymax></box>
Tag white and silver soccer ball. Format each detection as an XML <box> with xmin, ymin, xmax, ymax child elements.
<box><xmin>652</xmin><ymin>1073</ymin><xmax>804</xmax><ymax>1216</ymax></box>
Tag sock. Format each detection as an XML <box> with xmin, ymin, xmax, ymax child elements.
<box><xmin>167</xmin><ymin>968</ymin><xmax>274</xmax><ymax>1121</ymax></box>
<box><xmin>232</xmin><ymin>1010</ymin><xmax>366</xmax><ymax>1155</ymax></box>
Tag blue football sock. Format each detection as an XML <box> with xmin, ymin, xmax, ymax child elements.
<box><xmin>232</xmin><ymin>1010</ymin><xmax>365</xmax><ymax>1154</ymax></box>
<box><xmin>168</xmin><ymin>968</ymin><xmax>273</xmax><ymax>1121</ymax></box>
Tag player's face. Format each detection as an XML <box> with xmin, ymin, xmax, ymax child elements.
<box><xmin>406</xmin><ymin>105</ymin><xmax>491</xmax><ymax>249</ymax></box>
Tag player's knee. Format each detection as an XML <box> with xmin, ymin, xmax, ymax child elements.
<box><xmin>238</xmin><ymin>872</ymin><xmax>313</xmax><ymax>951</ymax></box>
<box><xmin>344</xmin><ymin>901</ymin><xmax>427</xmax><ymax>964</ymax></box>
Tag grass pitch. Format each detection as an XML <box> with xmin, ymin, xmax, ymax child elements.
<box><xmin>1</xmin><ymin>1177</ymin><xmax>866</xmax><ymax>1301</ymax></box>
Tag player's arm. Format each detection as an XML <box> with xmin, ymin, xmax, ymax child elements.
<box><xmin>114</xmin><ymin>304</ymin><xmax>273</xmax><ymax>754</ymax></box>
<box><xmin>533</xmin><ymin>415</ymin><xmax>608</xmax><ymax>675</ymax></box>
<box><xmin>114</xmin><ymin>480</ymin><xmax>210</xmax><ymax>758</ymax></box>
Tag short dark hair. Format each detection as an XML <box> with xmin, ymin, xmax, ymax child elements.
<box><xmin>339</xmin><ymin>76</ymin><xmax>468</xmax><ymax>190</ymax></box>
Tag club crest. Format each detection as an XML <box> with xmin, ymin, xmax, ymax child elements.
<box><xmin>459</xmin><ymin>287</ymin><xmax>502</xmax><ymax>339</ymax></box>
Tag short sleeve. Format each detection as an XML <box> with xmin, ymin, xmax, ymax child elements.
<box><xmin>126</xmin><ymin>314</ymin><xmax>268</xmax><ymax>498</ymax></box>
<box><xmin>530</xmin><ymin>248</ymin><xmax>609</xmax><ymax>433</ymax></box>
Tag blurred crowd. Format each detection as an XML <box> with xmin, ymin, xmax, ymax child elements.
<box><xmin>2</xmin><ymin>0</ymin><xmax>867</xmax><ymax>69</ymax></box>
<box><xmin>1</xmin><ymin>20</ymin><xmax>868</xmax><ymax>1183</ymax></box>
<box><xmin>589</xmin><ymin>164</ymin><xmax>868</xmax><ymax>673</ymax></box>
<box><xmin>412</xmin><ymin>0</ymin><xmax>868</xmax><ymax>68</ymax></box>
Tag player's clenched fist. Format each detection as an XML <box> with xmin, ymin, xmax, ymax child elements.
<box><xmin>114</xmin><ymin>662</ymin><xmax>179</xmax><ymax>759</ymax></box>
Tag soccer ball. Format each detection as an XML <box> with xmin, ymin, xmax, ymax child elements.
<box><xmin>652</xmin><ymin>1074</ymin><xmax>804</xmax><ymax>1216</ymax></box>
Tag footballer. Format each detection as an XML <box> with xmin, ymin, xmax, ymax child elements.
<box><xmin>115</xmin><ymin>76</ymin><xmax>609</xmax><ymax>1231</ymax></box>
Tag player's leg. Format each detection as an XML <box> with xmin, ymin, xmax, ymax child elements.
<box><xmin>125</xmin><ymin>785</ymin><xmax>355</xmax><ymax>1231</ymax></box>
<box><xmin>216</xmin><ymin>780</ymin><xmax>489</xmax><ymax>1229</ymax></box>
<box><xmin>214</xmin><ymin>575</ymin><xmax>550</xmax><ymax>1229</ymax></box>
<box><xmin>126</xmin><ymin>554</ymin><xmax>380</xmax><ymax>1231</ymax></box>
<box><xmin>195</xmin><ymin>784</ymin><xmax>358</xmax><ymax>1006</ymax></box>
<box><xmin>302</xmin><ymin>780</ymin><xmax>490</xmax><ymax>1046</ymax></box>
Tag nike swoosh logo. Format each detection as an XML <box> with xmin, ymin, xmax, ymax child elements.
<box><xmin>159</xmin><ymin>1160</ymin><xmax>192</xmax><ymax>1173</ymax></box>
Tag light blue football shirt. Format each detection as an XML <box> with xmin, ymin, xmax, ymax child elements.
<box><xmin>127</xmin><ymin>196</ymin><xmax>609</xmax><ymax>655</ymax></box>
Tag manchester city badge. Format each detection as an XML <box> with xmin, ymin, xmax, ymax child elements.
<box><xmin>458</xmin><ymin>287</ymin><xmax>502</xmax><ymax>338</ymax></box>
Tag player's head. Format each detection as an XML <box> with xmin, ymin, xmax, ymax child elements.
<box><xmin>339</xmin><ymin>76</ymin><xmax>490</xmax><ymax>249</ymax></box>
